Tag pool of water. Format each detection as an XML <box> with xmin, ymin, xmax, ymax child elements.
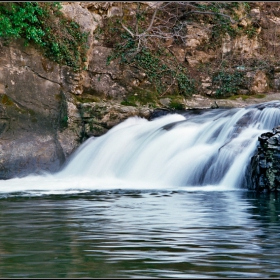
<box><xmin>0</xmin><ymin>189</ymin><xmax>280</xmax><ymax>278</ymax></box>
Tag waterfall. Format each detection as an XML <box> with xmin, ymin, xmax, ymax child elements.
<box><xmin>1</xmin><ymin>101</ymin><xmax>280</xmax><ymax>194</ymax></box>
<box><xmin>56</xmin><ymin>101</ymin><xmax>280</xmax><ymax>189</ymax></box>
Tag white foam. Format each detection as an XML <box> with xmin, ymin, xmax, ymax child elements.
<box><xmin>0</xmin><ymin>102</ymin><xmax>280</xmax><ymax>195</ymax></box>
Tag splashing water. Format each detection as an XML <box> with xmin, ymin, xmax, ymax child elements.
<box><xmin>1</xmin><ymin>101</ymin><xmax>280</xmax><ymax>195</ymax></box>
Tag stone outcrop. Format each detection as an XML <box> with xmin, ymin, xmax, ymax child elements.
<box><xmin>78</xmin><ymin>101</ymin><xmax>151</xmax><ymax>137</ymax></box>
<box><xmin>0</xmin><ymin>39</ymin><xmax>89</xmax><ymax>178</ymax></box>
<box><xmin>249</xmin><ymin>127</ymin><xmax>280</xmax><ymax>192</ymax></box>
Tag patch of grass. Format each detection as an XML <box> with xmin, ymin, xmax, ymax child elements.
<box><xmin>227</xmin><ymin>94</ymin><xmax>250</xmax><ymax>100</ymax></box>
<box><xmin>254</xmin><ymin>94</ymin><xmax>266</xmax><ymax>98</ymax></box>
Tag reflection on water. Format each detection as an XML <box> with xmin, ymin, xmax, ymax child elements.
<box><xmin>0</xmin><ymin>190</ymin><xmax>280</xmax><ymax>278</ymax></box>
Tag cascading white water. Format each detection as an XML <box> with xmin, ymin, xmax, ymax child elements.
<box><xmin>1</xmin><ymin>101</ymin><xmax>280</xmax><ymax>194</ymax></box>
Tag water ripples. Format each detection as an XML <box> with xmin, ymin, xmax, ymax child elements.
<box><xmin>0</xmin><ymin>190</ymin><xmax>280</xmax><ymax>278</ymax></box>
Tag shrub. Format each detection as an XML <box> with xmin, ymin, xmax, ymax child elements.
<box><xmin>212</xmin><ymin>70</ymin><xmax>245</xmax><ymax>97</ymax></box>
<box><xmin>0</xmin><ymin>2</ymin><xmax>88</xmax><ymax>70</ymax></box>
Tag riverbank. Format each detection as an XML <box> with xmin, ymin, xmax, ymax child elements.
<box><xmin>184</xmin><ymin>92</ymin><xmax>280</xmax><ymax>110</ymax></box>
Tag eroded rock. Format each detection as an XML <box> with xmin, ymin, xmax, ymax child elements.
<box><xmin>250</xmin><ymin>126</ymin><xmax>280</xmax><ymax>192</ymax></box>
<box><xmin>0</xmin><ymin>39</ymin><xmax>83</xmax><ymax>178</ymax></box>
<box><xmin>249</xmin><ymin>70</ymin><xmax>270</xmax><ymax>94</ymax></box>
<box><xmin>78</xmin><ymin>101</ymin><xmax>152</xmax><ymax>137</ymax></box>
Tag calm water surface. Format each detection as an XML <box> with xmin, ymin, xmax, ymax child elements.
<box><xmin>0</xmin><ymin>189</ymin><xmax>280</xmax><ymax>278</ymax></box>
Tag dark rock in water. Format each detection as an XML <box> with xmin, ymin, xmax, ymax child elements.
<box><xmin>251</xmin><ymin>101</ymin><xmax>280</xmax><ymax>110</ymax></box>
<box><xmin>149</xmin><ymin>109</ymin><xmax>172</xmax><ymax>120</ymax></box>
<box><xmin>249</xmin><ymin>128</ymin><xmax>280</xmax><ymax>193</ymax></box>
<box><xmin>161</xmin><ymin>120</ymin><xmax>186</xmax><ymax>131</ymax></box>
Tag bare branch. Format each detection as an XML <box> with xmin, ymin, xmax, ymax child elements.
<box><xmin>159</xmin><ymin>78</ymin><xmax>176</xmax><ymax>97</ymax></box>
<box><xmin>121</xmin><ymin>22</ymin><xmax>135</xmax><ymax>38</ymax></box>
<box><xmin>146</xmin><ymin>8</ymin><xmax>158</xmax><ymax>32</ymax></box>
<box><xmin>119</xmin><ymin>1</ymin><xmax>239</xmax><ymax>57</ymax></box>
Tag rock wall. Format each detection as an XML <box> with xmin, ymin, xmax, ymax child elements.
<box><xmin>0</xmin><ymin>39</ymin><xmax>83</xmax><ymax>178</ymax></box>
<box><xmin>57</xmin><ymin>2</ymin><xmax>280</xmax><ymax>100</ymax></box>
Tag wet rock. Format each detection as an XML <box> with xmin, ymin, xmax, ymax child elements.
<box><xmin>249</xmin><ymin>127</ymin><xmax>280</xmax><ymax>192</ymax></box>
<box><xmin>78</xmin><ymin>101</ymin><xmax>152</xmax><ymax>137</ymax></box>
<box><xmin>149</xmin><ymin>109</ymin><xmax>172</xmax><ymax>120</ymax></box>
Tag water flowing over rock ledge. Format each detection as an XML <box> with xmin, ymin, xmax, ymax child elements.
<box><xmin>2</xmin><ymin>2</ymin><xmax>280</xmax><ymax>190</ymax></box>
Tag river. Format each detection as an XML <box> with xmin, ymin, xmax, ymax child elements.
<box><xmin>0</xmin><ymin>102</ymin><xmax>280</xmax><ymax>278</ymax></box>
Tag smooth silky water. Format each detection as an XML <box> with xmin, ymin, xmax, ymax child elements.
<box><xmin>1</xmin><ymin>101</ymin><xmax>280</xmax><ymax>278</ymax></box>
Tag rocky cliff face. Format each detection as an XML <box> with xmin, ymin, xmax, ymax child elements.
<box><xmin>1</xmin><ymin>1</ymin><xmax>280</xmax><ymax>179</ymax></box>
<box><xmin>0</xmin><ymin>39</ymin><xmax>81</xmax><ymax>178</ymax></box>
<box><xmin>58</xmin><ymin>2</ymin><xmax>280</xmax><ymax>100</ymax></box>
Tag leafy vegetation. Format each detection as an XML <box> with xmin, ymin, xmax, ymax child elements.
<box><xmin>100</xmin><ymin>1</ymin><xmax>259</xmax><ymax>102</ymax></box>
<box><xmin>212</xmin><ymin>70</ymin><xmax>246</xmax><ymax>97</ymax></box>
<box><xmin>105</xmin><ymin>18</ymin><xmax>196</xmax><ymax>98</ymax></box>
<box><xmin>0</xmin><ymin>2</ymin><xmax>88</xmax><ymax>70</ymax></box>
<box><xmin>195</xmin><ymin>2</ymin><xmax>240</xmax><ymax>39</ymax></box>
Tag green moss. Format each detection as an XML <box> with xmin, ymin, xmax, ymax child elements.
<box><xmin>27</xmin><ymin>108</ymin><xmax>36</xmax><ymax>116</ymax></box>
<box><xmin>58</xmin><ymin>114</ymin><xmax>68</xmax><ymax>129</ymax></box>
<box><xmin>169</xmin><ymin>101</ymin><xmax>185</xmax><ymax>110</ymax></box>
<box><xmin>255</xmin><ymin>94</ymin><xmax>266</xmax><ymax>99</ymax></box>
<box><xmin>166</xmin><ymin>95</ymin><xmax>185</xmax><ymax>110</ymax></box>
<box><xmin>121</xmin><ymin>88</ymin><xmax>158</xmax><ymax>107</ymax></box>
<box><xmin>55</xmin><ymin>93</ymin><xmax>62</xmax><ymax>101</ymax></box>
<box><xmin>75</xmin><ymin>95</ymin><xmax>101</xmax><ymax>103</ymax></box>
<box><xmin>1</xmin><ymin>94</ymin><xmax>13</xmax><ymax>105</ymax></box>
<box><xmin>120</xmin><ymin>99</ymin><xmax>137</xmax><ymax>107</ymax></box>
<box><xmin>227</xmin><ymin>94</ymin><xmax>249</xmax><ymax>100</ymax></box>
